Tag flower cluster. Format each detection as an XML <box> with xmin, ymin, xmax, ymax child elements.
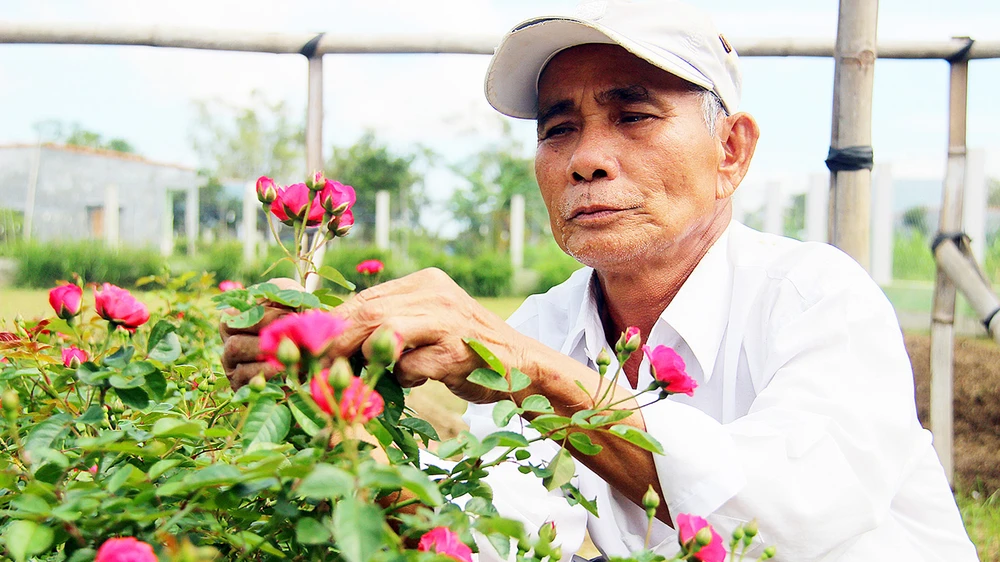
<box><xmin>49</xmin><ymin>282</ymin><xmax>149</xmax><ymax>333</ymax></box>
<box><xmin>310</xmin><ymin>372</ymin><xmax>385</xmax><ymax>424</ymax></box>
<box><xmin>417</xmin><ymin>527</ymin><xmax>473</xmax><ymax>562</ymax></box>
<box><xmin>258</xmin><ymin>309</ymin><xmax>350</xmax><ymax>370</ymax></box>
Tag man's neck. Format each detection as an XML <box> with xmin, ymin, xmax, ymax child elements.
<box><xmin>595</xmin><ymin>205</ymin><xmax>731</xmax><ymax>387</ymax></box>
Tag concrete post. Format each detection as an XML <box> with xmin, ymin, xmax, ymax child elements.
<box><xmin>764</xmin><ymin>180</ymin><xmax>784</xmax><ymax>235</ymax></box>
<box><xmin>160</xmin><ymin>189</ymin><xmax>174</xmax><ymax>257</ymax></box>
<box><xmin>375</xmin><ymin>190</ymin><xmax>390</xmax><ymax>250</ymax></box>
<box><xmin>242</xmin><ymin>180</ymin><xmax>258</xmax><ymax>263</ymax></box>
<box><xmin>303</xmin><ymin>55</ymin><xmax>325</xmax><ymax>292</ymax></box>
<box><xmin>185</xmin><ymin>185</ymin><xmax>198</xmax><ymax>256</ymax></box>
<box><xmin>871</xmin><ymin>163</ymin><xmax>893</xmax><ymax>285</ymax></box>
<box><xmin>104</xmin><ymin>183</ymin><xmax>119</xmax><ymax>249</ymax></box>
<box><xmin>806</xmin><ymin>173</ymin><xmax>829</xmax><ymax>243</ymax></box>
<box><xmin>510</xmin><ymin>194</ymin><xmax>525</xmax><ymax>270</ymax></box>
<box><xmin>963</xmin><ymin>148</ymin><xmax>987</xmax><ymax>263</ymax></box>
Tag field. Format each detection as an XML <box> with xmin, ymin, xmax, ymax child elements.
<box><xmin>2</xmin><ymin>288</ymin><xmax>998</xmax><ymax>559</ymax></box>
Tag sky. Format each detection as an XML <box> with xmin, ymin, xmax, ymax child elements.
<box><xmin>1</xmin><ymin>0</ymin><xmax>999</xmax><ymax>227</ymax></box>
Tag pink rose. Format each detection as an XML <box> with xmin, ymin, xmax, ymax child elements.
<box><xmin>310</xmin><ymin>373</ymin><xmax>384</xmax><ymax>424</ymax></box>
<box><xmin>333</xmin><ymin>208</ymin><xmax>354</xmax><ymax>237</ymax></box>
<box><xmin>259</xmin><ymin>310</ymin><xmax>349</xmax><ymax>367</ymax></box>
<box><xmin>270</xmin><ymin>183</ymin><xmax>324</xmax><ymax>226</ymax></box>
<box><xmin>62</xmin><ymin>345</ymin><xmax>89</xmax><ymax>368</ymax></box>
<box><xmin>88</xmin><ymin>464</ymin><xmax>98</xmax><ymax>475</ymax></box>
<box><xmin>94</xmin><ymin>284</ymin><xmax>150</xmax><ymax>333</ymax></box>
<box><xmin>219</xmin><ymin>280</ymin><xmax>244</xmax><ymax>292</ymax></box>
<box><xmin>94</xmin><ymin>537</ymin><xmax>157</xmax><ymax>562</ymax></box>
<box><xmin>255</xmin><ymin>176</ymin><xmax>277</xmax><ymax>204</ymax></box>
<box><xmin>356</xmin><ymin>259</ymin><xmax>384</xmax><ymax>275</ymax></box>
<box><xmin>676</xmin><ymin>513</ymin><xmax>726</xmax><ymax>562</ymax></box>
<box><xmin>417</xmin><ymin>527</ymin><xmax>473</xmax><ymax>562</ymax></box>
<box><xmin>643</xmin><ymin>345</ymin><xmax>697</xmax><ymax>397</ymax></box>
<box><xmin>49</xmin><ymin>283</ymin><xmax>83</xmax><ymax>320</ymax></box>
<box><xmin>319</xmin><ymin>179</ymin><xmax>356</xmax><ymax>214</ymax></box>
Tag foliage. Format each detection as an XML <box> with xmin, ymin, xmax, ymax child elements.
<box><xmin>449</xmin><ymin>124</ymin><xmax>548</xmax><ymax>256</ymax></box>
<box><xmin>320</xmin><ymin>246</ymin><xmax>398</xmax><ymax>292</ymax></box>
<box><xmin>326</xmin><ymin>132</ymin><xmax>429</xmax><ymax>242</ymax></box>
<box><xmin>0</xmin><ymin>209</ymin><xmax>24</xmax><ymax>246</ymax></box>
<box><xmin>956</xmin><ymin>487</ymin><xmax>1000</xmax><ymax>562</ymax></box>
<box><xmin>33</xmin><ymin>120</ymin><xmax>136</xmax><ymax>154</ymax></box>
<box><xmin>892</xmin><ymin>231</ymin><xmax>937</xmax><ymax>282</ymax></box>
<box><xmin>782</xmin><ymin>194</ymin><xmax>805</xmax><ymax>240</ymax></box>
<box><xmin>525</xmin><ymin>239</ymin><xmax>584</xmax><ymax>294</ymax></box>
<box><xmin>0</xmin><ymin>272</ymin><xmax>739</xmax><ymax>562</ymax></box>
<box><xmin>1</xmin><ymin>242</ymin><xmax>166</xmax><ymax>289</ymax></box>
<box><xmin>985</xmin><ymin>177</ymin><xmax>1000</xmax><ymax>208</ymax></box>
<box><xmin>901</xmin><ymin>206</ymin><xmax>930</xmax><ymax>237</ymax></box>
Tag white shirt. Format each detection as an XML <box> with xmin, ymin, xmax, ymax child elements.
<box><xmin>463</xmin><ymin>222</ymin><xmax>978</xmax><ymax>561</ymax></box>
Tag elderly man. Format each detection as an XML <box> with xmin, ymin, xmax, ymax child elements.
<box><xmin>223</xmin><ymin>1</ymin><xmax>978</xmax><ymax>559</ymax></box>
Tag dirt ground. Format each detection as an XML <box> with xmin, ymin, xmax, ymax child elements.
<box><xmin>908</xmin><ymin>333</ymin><xmax>1000</xmax><ymax>495</ymax></box>
<box><xmin>410</xmin><ymin>333</ymin><xmax>1000</xmax><ymax>494</ymax></box>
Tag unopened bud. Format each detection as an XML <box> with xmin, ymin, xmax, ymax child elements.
<box><xmin>538</xmin><ymin>521</ymin><xmax>556</xmax><ymax>544</ymax></box>
<box><xmin>276</xmin><ymin>338</ymin><xmax>301</xmax><ymax>367</ymax></box>
<box><xmin>334</xmin><ymin>222</ymin><xmax>353</xmax><ymax>237</ymax></box>
<box><xmin>255</xmin><ymin>176</ymin><xmax>277</xmax><ymax>204</ymax></box>
<box><xmin>641</xmin><ymin>484</ymin><xmax>660</xmax><ymax>516</ymax></box>
<box><xmin>596</xmin><ymin>348</ymin><xmax>611</xmax><ymax>369</ymax></box>
<box><xmin>1</xmin><ymin>389</ymin><xmax>19</xmax><ymax>414</ymax></box>
<box><xmin>732</xmin><ymin>525</ymin><xmax>745</xmax><ymax>541</ymax></box>
<box><xmin>695</xmin><ymin>526</ymin><xmax>714</xmax><ymax>547</ymax></box>
<box><xmin>329</xmin><ymin>357</ymin><xmax>354</xmax><ymax>391</ymax></box>
<box><xmin>548</xmin><ymin>545</ymin><xmax>562</xmax><ymax>562</ymax></box>
<box><xmin>761</xmin><ymin>546</ymin><xmax>776</xmax><ymax>559</ymax></box>
<box><xmin>744</xmin><ymin>519</ymin><xmax>758</xmax><ymax>538</ymax></box>
<box><xmin>306</xmin><ymin>170</ymin><xmax>326</xmax><ymax>191</ymax></box>
<box><xmin>371</xmin><ymin>328</ymin><xmax>403</xmax><ymax>365</ymax></box>
<box><xmin>614</xmin><ymin>326</ymin><xmax>641</xmax><ymax>355</ymax></box>
<box><xmin>248</xmin><ymin>373</ymin><xmax>267</xmax><ymax>392</ymax></box>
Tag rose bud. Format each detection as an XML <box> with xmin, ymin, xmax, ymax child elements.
<box><xmin>334</xmin><ymin>209</ymin><xmax>354</xmax><ymax>237</ymax></box>
<box><xmin>256</xmin><ymin>176</ymin><xmax>278</xmax><ymax>204</ymax></box>
<box><xmin>49</xmin><ymin>283</ymin><xmax>83</xmax><ymax>321</ymax></box>
<box><xmin>306</xmin><ymin>170</ymin><xmax>327</xmax><ymax>191</ymax></box>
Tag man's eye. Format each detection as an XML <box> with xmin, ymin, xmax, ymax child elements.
<box><xmin>541</xmin><ymin>125</ymin><xmax>573</xmax><ymax>139</ymax></box>
<box><xmin>620</xmin><ymin>113</ymin><xmax>651</xmax><ymax>124</ymax></box>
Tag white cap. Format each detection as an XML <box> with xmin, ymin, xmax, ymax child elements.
<box><xmin>485</xmin><ymin>0</ymin><xmax>741</xmax><ymax>119</ymax></box>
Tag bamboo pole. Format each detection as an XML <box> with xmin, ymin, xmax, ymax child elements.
<box><xmin>828</xmin><ymin>0</ymin><xmax>879</xmax><ymax>270</ymax></box>
<box><xmin>303</xmin><ymin>55</ymin><xmax>325</xmax><ymax>293</ymax></box>
<box><xmin>929</xmin><ymin>54</ymin><xmax>970</xmax><ymax>483</ymax></box>
<box><xmin>2</xmin><ymin>23</ymin><xmax>1000</xmax><ymax>60</ymax></box>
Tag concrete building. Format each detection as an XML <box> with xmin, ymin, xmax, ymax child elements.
<box><xmin>0</xmin><ymin>143</ymin><xmax>199</xmax><ymax>253</ymax></box>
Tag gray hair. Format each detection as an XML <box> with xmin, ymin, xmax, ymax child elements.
<box><xmin>699</xmin><ymin>89</ymin><xmax>727</xmax><ymax>135</ymax></box>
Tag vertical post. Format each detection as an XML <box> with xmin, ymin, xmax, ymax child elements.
<box><xmin>930</xmin><ymin>55</ymin><xmax>969</xmax><ymax>484</ymax></box>
<box><xmin>185</xmin><ymin>185</ymin><xmax>198</xmax><ymax>256</ymax></box>
<box><xmin>828</xmin><ymin>0</ymin><xmax>879</xmax><ymax>271</ymax></box>
<box><xmin>763</xmin><ymin>180</ymin><xmax>783</xmax><ymax>235</ymax></box>
<box><xmin>104</xmin><ymin>183</ymin><xmax>120</xmax><ymax>249</ymax></box>
<box><xmin>243</xmin><ymin>180</ymin><xmax>258</xmax><ymax>263</ymax></box>
<box><xmin>871</xmin><ymin>163</ymin><xmax>894</xmax><ymax>285</ymax></box>
<box><xmin>963</xmin><ymin>148</ymin><xmax>987</xmax><ymax>263</ymax></box>
<box><xmin>24</xmin><ymin>142</ymin><xmax>41</xmax><ymax>241</ymax></box>
<box><xmin>304</xmin><ymin>54</ymin><xmax>325</xmax><ymax>292</ymax></box>
<box><xmin>806</xmin><ymin>173</ymin><xmax>829</xmax><ymax>243</ymax></box>
<box><xmin>510</xmin><ymin>194</ymin><xmax>525</xmax><ymax>270</ymax></box>
<box><xmin>375</xmin><ymin>190</ymin><xmax>390</xmax><ymax>250</ymax></box>
<box><xmin>161</xmin><ymin>189</ymin><xmax>174</xmax><ymax>257</ymax></box>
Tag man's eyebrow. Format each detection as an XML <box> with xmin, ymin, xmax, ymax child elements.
<box><xmin>595</xmin><ymin>84</ymin><xmax>652</xmax><ymax>106</ymax></box>
<box><xmin>536</xmin><ymin>99</ymin><xmax>575</xmax><ymax>130</ymax></box>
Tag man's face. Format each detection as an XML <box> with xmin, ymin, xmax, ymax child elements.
<box><xmin>534</xmin><ymin>44</ymin><xmax>726</xmax><ymax>271</ymax></box>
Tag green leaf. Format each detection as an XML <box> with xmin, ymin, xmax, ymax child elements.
<box><xmin>398</xmin><ymin>464</ymin><xmax>444</xmax><ymax>506</ymax></box>
<box><xmin>75</xmin><ymin>363</ymin><xmax>112</xmax><ymax>386</ymax></box>
<box><xmin>586</xmin><ymin>410</ymin><xmax>634</xmax><ymax>428</ymax></box>
<box><xmin>398</xmin><ymin>417</ymin><xmax>440</xmax><ymax>443</ymax></box>
<box><xmin>375</xmin><ymin>374</ymin><xmax>404</xmax><ymax>426</ymax></box>
<box><xmin>542</xmin><ymin>447</ymin><xmax>576</xmax><ymax>491</ymax></box>
<box><xmin>561</xmin><ymin>483</ymin><xmax>601</xmax><ymax>517</ymax></box>
<box><xmin>528</xmin><ymin>414</ymin><xmax>572</xmax><ymax>435</ymax></box>
<box><xmin>222</xmin><ymin>305</ymin><xmax>265</xmax><ymax>330</ymax></box>
<box><xmin>568</xmin><ymin>432</ymin><xmax>603</xmax><ymax>455</ymax></box>
<box><xmin>114</xmin><ymin>386</ymin><xmax>150</xmax><ymax>410</ymax></box>
<box><xmin>521</xmin><ymin>394</ymin><xmax>553</xmax><ymax>413</ymax></box>
<box><xmin>608</xmin><ymin>425</ymin><xmax>664</xmax><ymax>454</ymax></box>
<box><xmin>276</xmin><ymin>289</ymin><xmax>321</xmax><ymax>310</ymax></box>
<box><xmin>76</xmin><ymin>404</ymin><xmax>105</xmax><ymax>425</ymax></box>
<box><xmin>146</xmin><ymin>320</ymin><xmax>176</xmax><ymax>353</ymax></box>
<box><xmin>212</xmin><ymin>288</ymin><xmax>252</xmax><ymax>311</ymax></box>
<box><xmin>312</xmin><ymin>288</ymin><xmax>344</xmax><ymax>307</ymax></box>
<box><xmin>482</xmin><ymin>430</ymin><xmax>530</xmax><ymax>449</ymax></box>
<box><xmin>467</xmin><ymin>368</ymin><xmax>509</xmax><ymax>392</ymax></box>
<box><xmin>295</xmin><ymin>517</ymin><xmax>332</xmax><ymax>545</ymax></box>
<box><xmin>242</xmin><ymin>399</ymin><xmax>291</xmax><ymax>447</ymax></box>
<box><xmin>148</xmin><ymin>332</ymin><xmax>182</xmax><ymax>364</ymax></box>
<box><xmin>318</xmin><ymin>265</ymin><xmax>356</xmax><ymax>291</ymax></box>
<box><xmin>152</xmin><ymin>417</ymin><xmax>204</xmax><ymax>439</ymax></box>
<box><xmin>149</xmin><ymin>459</ymin><xmax>183</xmax><ymax>480</ymax></box>
<box><xmin>103</xmin><ymin>345</ymin><xmax>134</xmax><ymax>369</ymax></box>
<box><xmin>464</xmin><ymin>338</ymin><xmax>506</xmax><ymax>374</ymax></box>
<box><xmin>508</xmin><ymin>368</ymin><xmax>531</xmax><ymax>392</ymax></box>
<box><xmin>145</xmin><ymin>370</ymin><xmax>167</xmax><ymax>400</ymax></box>
<box><xmin>436</xmin><ymin>438</ymin><xmax>465</xmax><ymax>459</ymax></box>
<box><xmin>106</xmin><ymin>463</ymin><xmax>143</xmax><ymax>493</ymax></box>
<box><xmin>287</xmin><ymin>393</ymin><xmax>324</xmax><ymax>437</ymax></box>
<box><xmin>24</xmin><ymin>414</ymin><xmax>70</xmax><ymax>461</ymax></box>
<box><xmin>183</xmin><ymin>464</ymin><xmax>242</xmax><ymax>488</ymax></box>
<box><xmin>492</xmin><ymin>400</ymin><xmax>518</xmax><ymax>427</ymax></box>
<box><xmin>332</xmin><ymin>496</ymin><xmax>386</xmax><ymax>562</ymax></box>
<box><xmin>4</xmin><ymin>520</ymin><xmax>54</xmax><ymax>562</ymax></box>
<box><xmin>297</xmin><ymin>464</ymin><xmax>354</xmax><ymax>500</ymax></box>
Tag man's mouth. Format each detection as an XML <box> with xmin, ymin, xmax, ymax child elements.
<box><xmin>569</xmin><ymin>205</ymin><xmax>636</xmax><ymax>221</ymax></box>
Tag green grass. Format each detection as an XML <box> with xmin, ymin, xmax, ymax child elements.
<box><xmin>958</xmin><ymin>490</ymin><xmax>1000</xmax><ymax>561</ymax></box>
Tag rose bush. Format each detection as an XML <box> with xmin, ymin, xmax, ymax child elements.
<box><xmin>0</xmin><ymin>171</ymin><xmax>774</xmax><ymax>562</ymax></box>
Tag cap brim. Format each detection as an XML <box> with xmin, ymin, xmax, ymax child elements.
<box><xmin>485</xmin><ymin>17</ymin><xmax>715</xmax><ymax>119</ymax></box>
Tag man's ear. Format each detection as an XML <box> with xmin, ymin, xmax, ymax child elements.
<box><xmin>715</xmin><ymin>112</ymin><xmax>760</xmax><ymax>200</ymax></box>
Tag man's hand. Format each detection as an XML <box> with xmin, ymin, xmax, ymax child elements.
<box><xmin>220</xmin><ymin>277</ymin><xmax>302</xmax><ymax>389</ymax></box>
<box><xmin>330</xmin><ymin>268</ymin><xmax>530</xmax><ymax>404</ymax></box>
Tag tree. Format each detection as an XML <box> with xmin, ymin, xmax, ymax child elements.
<box><xmin>783</xmin><ymin>193</ymin><xmax>806</xmax><ymax>240</ymax></box>
<box><xmin>326</xmin><ymin>132</ymin><xmax>428</xmax><ymax>242</ymax></box>
<box><xmin>902</xmin><ymin>206</ymin><xmax>929</xmax><ymax>236</ymax></box>
<box><xmin>987</xmin><ymin>177</ymin><xmax>1000</xmax><ymax>208</ymax></box>
<box><xmin>33</xmin><ymin>120</ymin><xmax>137</xmax><ymax>154</ymax></box>
<box><xmin>449</xmin><ymin>122</ymin><xmax>548</xmax><ymax>256</ymax></box>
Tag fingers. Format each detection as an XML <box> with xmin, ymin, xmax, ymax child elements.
<box><xmin>227</xmin><ymin>361</ymin><xmax>280</xmax><ymax>390</ymax></box>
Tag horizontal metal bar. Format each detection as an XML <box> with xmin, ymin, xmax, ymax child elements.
<box><xmin>2</xmin><ymin>22</ymin><xmax>999</xmax><ymax>60</ymax></box>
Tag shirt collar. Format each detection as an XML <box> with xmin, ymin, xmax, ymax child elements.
<box><xmin>561</xmin><ymin>222</ymin><xmax>735</xmax><ymax>383</ymax></box>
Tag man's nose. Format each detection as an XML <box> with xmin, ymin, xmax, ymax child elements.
<box><xmin>567</xmin><ymin>126</ymin><xmax>617</xmax><ymax>184</ymax></box>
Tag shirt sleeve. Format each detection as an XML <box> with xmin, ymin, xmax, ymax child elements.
<box><xmin>638</xmin><ymin>256</ymin><xmax>941</xmax><ymax>559</ymax></box>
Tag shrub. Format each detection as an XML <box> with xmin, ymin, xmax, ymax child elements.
<box><xmin>321</xmin><ymin>245</ymin><xmax>398</xmax><ymax>291</ymax></box>
<box><xmin>3</xmin><ymin>242</ymin><xmax>166</xmax><ymax>288</ymax></box>
<box><xmin>525</xmin><ymin>239</ymin><xmax>584</xmax><ymax>293</ymax></box>
<box><xmin>893</xmin><ymin>231</ymin><xmax>936</xmax><ymax>282</ymax></box>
